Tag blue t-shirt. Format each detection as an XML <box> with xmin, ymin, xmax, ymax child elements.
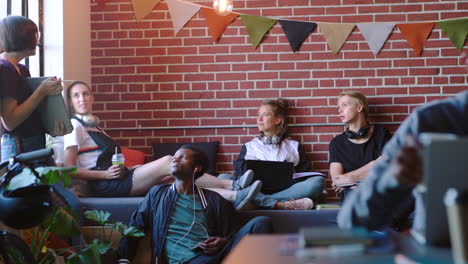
<box><xmin>164</xmin><ymin>193</ymin><xmax>209</xmax><ymax>264</ymax></box>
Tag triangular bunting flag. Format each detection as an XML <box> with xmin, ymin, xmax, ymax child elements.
<box><xmin>166</xmin><ymin>0</ymin><xmax>200</xmax><ymax>35</ymax></box>
<box><xmin>397</xmin><ymin>22</ymin><xmax>435</xmax><ymax>55</ymax></box>
<box><xmin>437</xmin><ymin>18</ymin><xmax>468</xmax><ymax>51</ymax></box>
<box><xmin>201</xmin><ymin>7</ymin><xmax>239</xmax><ymax>41</ymax></box>
<box><xmin>357</xmin><ymin>23</ymin><xmax>394</xmax><ymax>56</ymax></box>
<box><xmin>318</xmin><ymin>23</ymin><xmax>355</xmax><ymax>54</ymax></box>
<box><xmin>240</xmin><ymin>14</ymin><xmax>277</xmax><ymax>49</ymax></box>
<box><xmin>279</xmin><ymin>20</ymin><xmax>316</xmax><ymax>53</ymax></box>
<box><xmin>131</xmin><ymin>0</ymin><xmax>161</xmax><ymax>21</ymax></box>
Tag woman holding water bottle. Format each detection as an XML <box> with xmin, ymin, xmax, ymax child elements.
<box><xmin>63</xmin><ymin>82</ymin><xmax>173</xmax><ymax>197</ymax></box>
<box><xmin>63</xmin><ymin>82</ymin><xmax>263</xmax><ymax>207</ymax></box>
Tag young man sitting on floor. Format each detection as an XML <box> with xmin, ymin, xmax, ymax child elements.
<box><xmin>118</xmin><ymin>144</ymin><xmax>273</xmax><ymax>264</ymax></box>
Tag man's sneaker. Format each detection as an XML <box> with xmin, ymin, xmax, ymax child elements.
<box><xmin>233</xmin><ymin>180</ymin><xmax>262</xmax><ymax>211</ymax></box>
<box><xmin>283</xmin><ymin>198</ymin><xmax>314</xmax><ymax>210</ymax></box>
<box><xmin>232</xmin><ymin>169</ymin><xmax>254</xmax><ymax>191</ymax></box>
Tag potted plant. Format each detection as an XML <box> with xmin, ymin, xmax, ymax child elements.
<box><xmin>4</xmin><ymin>164</ymin><xmax>144</xmax><ymax>264</ymax></box>
<box><xmin>66</xmin><ymin>209</ymin><xmax>144</xmax><ymax>264</ymax></box>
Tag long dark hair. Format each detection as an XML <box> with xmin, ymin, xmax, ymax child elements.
<box><xmin>260</xmin><ymin>98</ymin><xmax>290</xmax><ymax>141</ymax></box>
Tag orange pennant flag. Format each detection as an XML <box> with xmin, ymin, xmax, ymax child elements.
<box><xmin>201</xmin><ymin>7</ymin><xmax>239</xmax><ymax>41</ymax></box>
<box><xmin>397</xmin><ymin>22</ymin><xmax>435</xmax><ymax>55</ymax></box>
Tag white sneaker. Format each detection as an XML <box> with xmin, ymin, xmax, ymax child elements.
<box><xmin>283</xmin><ymin>198</ymin><xmax>314</xmax><ymax>210</ymax></box>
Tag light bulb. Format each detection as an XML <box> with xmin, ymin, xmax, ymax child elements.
<box><xmin>213</xmin><ymin>0</ymin><xmax>233</xmax><ymax>16</ymax></box>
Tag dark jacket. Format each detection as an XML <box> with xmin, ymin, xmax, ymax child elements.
<box><xmin>118</xmin><ymin>184</ymin><xmax>244</xmax><ymax>264</ymax></box>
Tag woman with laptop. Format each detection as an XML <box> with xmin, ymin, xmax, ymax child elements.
<box><xmin>328</xmin><ymin>91</ymin><xmax>391</xmax><ymax>201</ymax></box>
<box><xmin>233</xmin><ymin>98</ymin><xmax>325</xmax><ymax>210</ymax></box>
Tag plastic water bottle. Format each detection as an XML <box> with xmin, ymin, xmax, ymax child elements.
<box><xmin>1</xmin><ymin>134</ymin><xmax>17</xmax><ymax>162</ymax></box>
<box><xmin>111</xmin><ymin>147</ymin><xmax>125</xmax><ymax>179</ymax></box>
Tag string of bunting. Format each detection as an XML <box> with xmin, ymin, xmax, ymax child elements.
<box><xmin>126</xmin><ymin>0</ymin><xmax>468</xmax><ymax>55</ymax></box>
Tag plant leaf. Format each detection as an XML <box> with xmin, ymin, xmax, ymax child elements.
<box><xmin>84</xmin><ymin>210</ymin><xmax>111</xmax><ymax>225</ymax></box>
<box><xmin>66</xmin><ymin>245</ymin><xmax>101</xmax><ymax>264</ymax></box>
<box><xmin>122</xmin><ymin>225</ymin><xmax>145</xmax><ymax>238</ymax></box>
<box><xmin>36</xmin><ymin>166</ymin><xmax>76</xmax><ymax>186</ymax></box>
<box><xmin>42</xmin><ymin>206</ymin><xmax>81</xmax><ymax>236</ymax></box>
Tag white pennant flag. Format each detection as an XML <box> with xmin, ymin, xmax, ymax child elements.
<box><xmin>166</xmin><ymin>0</ymin><xmax>200</xmax><ymax>35</ymax></box>
<box><xmin>357</xmin><ymin>23</ymin><xmax>395</xmax><ymax>56</ymax></box>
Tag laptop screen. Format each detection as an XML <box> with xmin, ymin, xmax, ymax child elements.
<box><xmin>245</xmin><ymin>160</ymin><xmax>295</xmax><ymax>194</ymax></box>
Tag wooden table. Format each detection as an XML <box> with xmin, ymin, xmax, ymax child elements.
<box><xmin>222</xmin><ymin>234</ymin><xmax>453</xmax><ymax>264</ymax></box>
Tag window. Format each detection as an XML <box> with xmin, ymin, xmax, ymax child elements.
<box><xmin>0</xmin><ymin>0</ymin><xmax>43</xmax><ymax>77</ymax></box>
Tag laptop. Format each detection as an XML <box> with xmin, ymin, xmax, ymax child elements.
<box><xmin>245</xmin><ymin>160</ymin><xmax>295</xmax><ymax>194</ymax></box>
<box><xmin>411</xmin><ymin>133</ymin><xmax>468</xmax><ymax>246</ymax></box>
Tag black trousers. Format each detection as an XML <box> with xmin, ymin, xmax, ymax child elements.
<box><xmin>187</xmin><ymin>216</ymin><xmax>273</xmax><ymax>264</ymax></box>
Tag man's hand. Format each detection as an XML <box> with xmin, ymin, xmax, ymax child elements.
<box><xmin>197</xmin><ymin>237</ymin><xmax>228</xmax><ymax>255</ymax></box>
<box><xmin>331</xmin><ymin>175</ymin><xmax>356</xmax><ymax>193</ymax></box>
<box><xmin>390</xmin><ymin>135</ymin><xmax>423</xmax><ymax>187</ymax></box>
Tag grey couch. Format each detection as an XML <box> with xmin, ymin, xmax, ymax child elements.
<box><xmin>79</xmin><ymin>197</ymin><xmax>338</xmax><ymax>233</ymax></box>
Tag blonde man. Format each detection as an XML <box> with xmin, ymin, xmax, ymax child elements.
<box><xmin>328</xmin><ymin>91</ymin><xmax>391</xmax><ymax>201</ymax></box>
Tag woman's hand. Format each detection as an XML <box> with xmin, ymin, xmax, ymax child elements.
<box><xmin>37</xmin><ymin>77</ymin><xmax>63</xmax><ymax>97</ymax></box>
<box><xmin>105</xmin><ymin>165</ymin><xmax>123</xmax><ymax>179</ymax></box>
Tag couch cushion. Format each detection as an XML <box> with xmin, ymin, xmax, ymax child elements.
<box><xmin>121</xmin><ymin>147</ymin><xmax>147</xmax><ymax>167</ymax></box>
<box><xmin>152</xmin><ymin>141</ymin><xmax>219</xmax><ymax>175</ymax></box>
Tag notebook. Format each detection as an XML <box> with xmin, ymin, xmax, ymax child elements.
<box><xmin>26</xmin><ymin>77</ymin><xmax>72</xmax><ymax>135</ymax></box>
<box><xmin>411</xmin><ymin>133</ymin><xmax>468</xmax><ymax>246</ymax></box>
<box><xmin>245</xmin><ymin>160</ymin><xmax>295</xmax><ymax>194</ymax></box>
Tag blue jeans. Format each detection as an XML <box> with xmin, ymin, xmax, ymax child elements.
<box><xmin>254</xmin><ymin>176</ymin><xmax>325</xmax><ymax>208</ymax></box>
<box><xmin>185</xmin><ymin>216</ymin><xmax>272</xmax><ymax>264</ymax></box>
<box><xmin>1</xmin><ymin>133</ymin><xmax>52</xmax><ymax>165</ymax></box>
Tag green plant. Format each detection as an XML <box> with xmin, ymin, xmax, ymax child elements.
<box><xmin>4</xmin><ymin>165</ymin><xmax>79</xmax><ymax>264</ymax></box>
<box><xmin>66</xmin><ymin>209</ymin><xmax>145</xmax><ymax>264</ymax></box>
<box><xmin>5</xmin><ymin>165</ymin><xmax>144</xmax><ymax>264</ymax></box>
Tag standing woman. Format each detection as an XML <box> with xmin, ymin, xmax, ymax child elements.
<box><xmin>235</xmin><ymin>99</ymin><xmax>325</xmax><ymax>210</ymax></box>
<box><xmin>0</xmin><ymin>16</ymin><xmax>64</xmax><ymax>161</ymax></box>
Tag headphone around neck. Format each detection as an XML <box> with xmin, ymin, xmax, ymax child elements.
<box><xmin>73</xmin><ymin>114</ymin><xmax>100</xmax><ymax>128</ymax></box>
<box><xmin>345</xmin><ymin>123</ymin><xmax>371</xmax><ymax>139</ymax></box>
<box><xmin>260</xmin><ymin>135</ymin><xmax>281</xmax><ymax>145</ymax></box>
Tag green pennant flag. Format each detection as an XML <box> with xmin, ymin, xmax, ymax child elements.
<box><xmin>437</xmin><ymin>18</ymin><xmax>468</xmax><ymax>51</ymax></box>
<box><xmin>240</xmin><ymin>14</ymin><xmax>277</xmax><ymax>49</ymax></box>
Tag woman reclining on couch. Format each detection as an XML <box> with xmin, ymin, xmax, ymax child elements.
<box><xmin>63</xmin><ymin>82</ymin><xmax>260</xmax><ymax>209</ymax></box>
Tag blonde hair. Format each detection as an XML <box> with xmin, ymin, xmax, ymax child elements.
<box><xmin>339</xmin><ymin>91</ymin><xmax>369</xmax><ymax>118</ymax></box>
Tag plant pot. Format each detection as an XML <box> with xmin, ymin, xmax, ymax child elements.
<box><xmin>101</xmin><ymin>248</ymin><xmax>118</xmax><ymax>263</ymax></box>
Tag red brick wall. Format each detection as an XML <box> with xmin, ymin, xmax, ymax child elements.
<box><xmin>90</xmin><ymin>0</ymin><xmax>467</xmax><ymax>199</ymax></box>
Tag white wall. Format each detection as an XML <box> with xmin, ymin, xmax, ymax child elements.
<box><xmin>43</xmin><ymin>0</ymin><xmax>91</xmax><ymax>86</ymax></box>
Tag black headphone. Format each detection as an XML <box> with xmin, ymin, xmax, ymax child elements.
<box><xmin>345</xmin><ymin>123</ymin><xmax>371</xmax><ymax>139</ymax></box>
<box><xmin>260</xmin><ymin>135</ymin><xmax>281</xmax><ymax>145</ymax></box>
<box><xmin>72</xmin><ymin>114</ymin><xmax>100</xmax><ymax>128</ymax></box>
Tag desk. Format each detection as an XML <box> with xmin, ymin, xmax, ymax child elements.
<box><xmin>222</xmin><ymin>234</ymin><xmax>453</xmax><ymax>264</ymax></box>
